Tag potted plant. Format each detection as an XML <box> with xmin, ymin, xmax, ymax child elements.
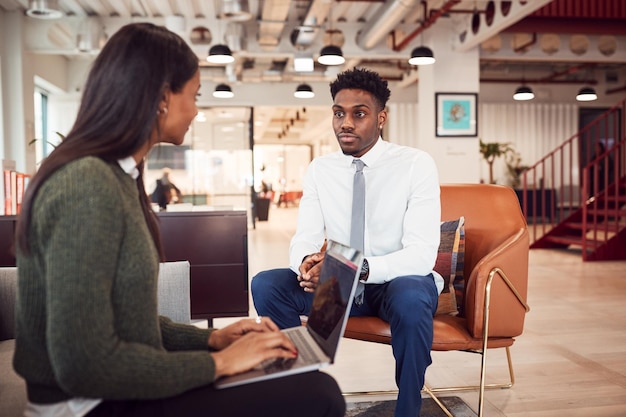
<box><xmin>479</xmin><ymin>140</ymin><xmax>514</xmax><ymax>184</ymax></box>
<box><xmin>29</xmin><ymin>131</ymin><xmax>65</xmax><ymax>149</ymax></box>
<box><xmin>505</xmin><ymin>151</ymin><xmax>529</xmax><ymax>189</ymax></box>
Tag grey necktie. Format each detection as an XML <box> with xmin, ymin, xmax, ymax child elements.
<box><xmin>351</xmin><ymin>159</ymin><xmax>366</xmax><ymax>304</ymax></box>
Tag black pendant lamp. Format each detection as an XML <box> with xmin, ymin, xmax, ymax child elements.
<box><xmin>576</xmin><ymin>87</ymin><xmax>597</xmax><ymax>102</ymax></box>
<box><xmin>513</xmin><ymin>85</ymin><xmax>534</xmax><ymax>101</ymax></box>
<box><xmin>294</xmin><ymin>84</ymin><xmax>315</xmax><ymax>98</ymax></box>
<box><xmin>408</xmin><ymin>46</ymin><xmax>435</xmax><ymax>66</ymax></box>
<box><xmin>317</xmin><ymin>45</ymin><xmax>345</xmax><ymax>66</ymax></box>
<box><xmin>207</xmin><ymin>44</ymin><xmax>235</xmax><ymax>64</ymax></box>
<box><xmin>213</xmin><ymin>83</ymin><xmax>234</xmax><ymax>98</ymax></box>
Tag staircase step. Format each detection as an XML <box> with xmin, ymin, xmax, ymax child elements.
<box><xmin>541</xmin><ymin>235</ymin><xmax>601</xmax><ymax>249</ymax></box>
<box><xmin>583</xmin><ymin>209</ymin><xmax>626</xmax><ymax>218</ymax></box>
<box><xmin>565</xmin><ymin>222</ymin><xmax>624</xmax><ymax>232</ymax></box>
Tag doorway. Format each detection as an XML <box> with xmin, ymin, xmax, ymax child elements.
<box><xmin>578</xmin><ymin>106</ymin><xmax>621</xmax><ymax>186</ymax></box>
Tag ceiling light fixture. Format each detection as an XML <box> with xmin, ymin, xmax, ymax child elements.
<box><xmin>294</xmin><ymin>84</ymin><xmax>315</xmax><ymax>99</ymax></box>
<box><xmin>206</xmin><ymin>44</ymin><xmax>235</xmax><ymax>64</ymax></box>
<box><xmin>317</xmin><ymin>7</ymin><xmax>345</xmax><ymax>66</ymax></box>
<box><xmin>513</xmin><ymin>85</ymin><xmax>534</xmax><ymax>101</ymax></box>
<box><xmin>408</xmin><ymin>46</ymin><xmax>435</xmax><ymax>66</ymax></box>
<box><xmin>317</xmin><ymin>45</ymin><xmax>345</xmax><ymax>66</ymax></box>
<box><xmin>213</xmin><ymin>83</ymin><xmax>234</xmax><ymax>99</ymax></box>
<box><xmin>294</xmin><ymin>55</ymin><xmax>314</xmax><ymax>72</ymax></box>
<box><xmin>576</xmin><ymin>87</ymin><xmax>597</xmax><ymax>102</ymax></box>
<box><xmin>26</xmin><ymin>0</ymin><xmax>63</xmax><ymax>19</ymax></box>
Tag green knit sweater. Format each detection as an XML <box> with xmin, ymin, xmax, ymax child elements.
<box><xmin>13</xmin><ymin>157</ymin><xmax>215</xmax><ymax>404</ymax></box>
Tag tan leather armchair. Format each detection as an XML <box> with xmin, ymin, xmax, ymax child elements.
<box><xmin>344</xmin><ymin>184</ymin><xmax>530</xmax><ymax>417</ymax></box>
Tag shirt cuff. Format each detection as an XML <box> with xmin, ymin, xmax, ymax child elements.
<box><xmin>362</xmin><ymin>256</ymin><xmax>388</xmax><ymax>284</ymax></box>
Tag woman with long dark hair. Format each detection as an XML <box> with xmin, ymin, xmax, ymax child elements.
<box><xmin>13</xmin><ymin>23</ymin><xmax>344</xmax><ymax>417</ymax></box>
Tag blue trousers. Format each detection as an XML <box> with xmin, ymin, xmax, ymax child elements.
<box><xmin>251</xmin><ymin>268</ymin><xmax>439</xmax><ymax>417</ymax></box>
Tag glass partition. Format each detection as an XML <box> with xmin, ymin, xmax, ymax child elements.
<box><xmin>146</xmin><ymin>107</ymin><xmax>254</xmax><ymax>225</ymax></box>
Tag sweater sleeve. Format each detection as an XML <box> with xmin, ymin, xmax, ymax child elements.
<box><xmin>159</xmin><ymin>316</ymin><xmax>214</xmax><ymax>351</ymax></box>
<box><xmin>33</xmin><ymin>159</ymin><xmax>218</xmax><ymax>399</ymax></box>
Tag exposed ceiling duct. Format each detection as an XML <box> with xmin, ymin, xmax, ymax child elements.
<box><xmin>291</xmin><ymin>0</ymin><xmax>331</xmax><ymax>50</ymax></box>
<box><xmin>224</xmin><ymin>21</ymin><xmax>246</xmax><ymax>52</ymax></box>
<box><xmin>356</xmin><ymin>0</ymin><xmax>421</xmax><ymax>51</ymax></box>
<box><xmin>217</xmin><ymin>0</ymin><xmax>252</xmax><ymax>22</ymax></box>
<box><xmin>257</xmin><ymin>0</ymin><xmax>291</xmax><ymax>51</ymax></box>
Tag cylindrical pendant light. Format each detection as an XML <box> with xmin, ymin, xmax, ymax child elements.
<box><xmin>576</xmin><ymin>87</ymin><xmax>597</xmax><ymax>102</ymax></box>
<box><xmin>294</xmin><ymin>84</ymin><xmax>315</xmax><ymax>98</ymax></box>
<box><xmin>513</xmin><ymin>85</ymin><xmax>534</xmax><ymax>101</ymax></box>
<box><xmin>213</xmin><ymin>83</ymin><xmax>234</xmax><ymax>98</ymax></box>
<box><xmin>408</xmin><ymin>46</ymin><xmax>435</xmax><ymax>66</ymax></box>
<box><xmin>317</xmin><ymin>45</ymin><xmax>345</xmax><ymax>66</ymax></box>
<box><xmin>207</xmin><ymin>44</ymin><xmax>235</xmax><ymax>64</ymax></box>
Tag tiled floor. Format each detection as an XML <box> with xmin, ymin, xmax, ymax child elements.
<box><xmin>215</xmin><ymin>206</ymin><xmax>626</xmax><ymax>417</ymax></box>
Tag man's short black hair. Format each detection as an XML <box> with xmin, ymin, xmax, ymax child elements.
<box><xmin>329</xmin><ymin>67</ymin><xmax>391</xmax><ymax>111</ymax></box>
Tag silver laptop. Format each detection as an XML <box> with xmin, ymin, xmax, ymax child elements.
<box><xmin>215</xmin><ymin>240</ymin><xmax>363</xmax><ymax>389</ymax></box>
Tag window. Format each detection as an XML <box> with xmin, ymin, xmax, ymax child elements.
<box><xmin>33</xmin><ymin>88</ymin><xmax>55</xmax><ymax>161</ymax></box>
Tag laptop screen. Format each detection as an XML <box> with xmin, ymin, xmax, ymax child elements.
<box><xmin>306</xmin><ymin>240</ymin><xmax>363</xmax><ymax>361</ymax></box>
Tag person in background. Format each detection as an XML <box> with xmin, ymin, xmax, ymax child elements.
<box><xmin>13</xmin><ymin>23</ymin><xmax>345</xmax><ymax>417</ymax></box>
<box><xmin>251</xmin><ymin>67</ymin><xmax>442</xmax><ymax>417</ymax></box>
<box><xmin>151</xmin><ymin>167</ymin><xmax>182</xmax><ymax>210</ymax></box>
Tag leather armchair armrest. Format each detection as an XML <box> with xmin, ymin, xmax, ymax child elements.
<box><xmin>464</xmin><ymin>228</ymin><xmax>530</xmax><ymax>339</ymax></box>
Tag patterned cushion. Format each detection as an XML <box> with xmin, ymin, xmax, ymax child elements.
<box><xmin>453</xmin><ymin>221</ymin><xmax>466</xmax><ymax>316</ymax></box>
<box><xmin>433</xmin><ymin>217</ymin><xmax>465</xmax><ymax>316</ymax></box>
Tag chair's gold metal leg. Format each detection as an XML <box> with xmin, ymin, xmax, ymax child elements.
<box><xmin>422</xmin><ymin>385</ymin><xmax>454</xmax><ymax>417</ymax></box>
<box><xmin>428</xmin><ymin>346</ymin><xmax>515</xmax><ymax>393</ymax></box>
<box><xmin>505</xmin><ymin>345</ymin><xmax>515</xmax><ymax>387</ymax></box>
<box><xmin>342</xmin><ymin>389</ymin><xmax>398</xmax><ymax>397</ymax></box>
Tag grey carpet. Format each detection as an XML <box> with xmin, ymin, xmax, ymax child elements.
<box><xmin>345</xmin><ymin>396</ymin><xmax>477</xmax><ymax>417</ymax></box>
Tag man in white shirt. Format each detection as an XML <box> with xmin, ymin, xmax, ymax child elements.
<box><xmin>252</xmin><ymin>68</ymin><xmax>441</xmax><ymax>417</ymax></box>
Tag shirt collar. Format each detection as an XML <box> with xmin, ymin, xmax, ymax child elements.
<box><xmin>117</xmin><ymin>156</ymin><xmax>140</xmax><ymax>180</ymax></box>
<box><xmin>343</xmin><ymin>137</ymin><xmax>387</xmax><ymax>168</ymax></box>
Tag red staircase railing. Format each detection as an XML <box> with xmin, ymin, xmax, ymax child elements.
<box><xmin>580</xmin><ymin>139</ymin><xmax>626</xmax><ymax>259</ymax></box>
<box><xmin>520</xmin><ymin>97</ymin><xmax>626</xmax><ymax>260</ymax></box>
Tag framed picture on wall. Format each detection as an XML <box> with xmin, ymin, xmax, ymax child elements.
<box><xmin>435</xmin><ymin>92</ymin><xmax>478</xmax><ymax>137</ymax></box>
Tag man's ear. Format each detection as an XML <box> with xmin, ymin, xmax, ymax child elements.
<box><xmin>378</xmin><ymin>110</ymin><xmax>388</xmax><ymax>127</ymax></box>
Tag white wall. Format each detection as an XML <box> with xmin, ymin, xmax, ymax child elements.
<box><xmin>479</xmin><ymin>102</ymin><xmax>579</xmax><ymax>185</ymax></box>
<box><xmin>415</xmin><ymin>19</ymin><xmax>481</xmax><ymax>184</ymax></box>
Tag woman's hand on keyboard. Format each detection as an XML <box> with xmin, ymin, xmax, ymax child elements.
<box><xmin>208</xmin><ymin>316</ymin><xmax>278</xmax><ymax>350</ymax></box>
<box><xmin>211</xmin><ymin>330</ymin><xmax>298</xmax><ymax>378</ymax></box>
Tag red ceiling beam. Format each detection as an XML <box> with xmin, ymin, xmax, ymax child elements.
<box><xmin>392</xmin><ymin>0</ymin><xmax>461</xmax><ymax>52</ymax></box>
<box><xmin>532</xmin><ymin>0</ymin><xmax>626</xmax><ymax>19</ymax></box>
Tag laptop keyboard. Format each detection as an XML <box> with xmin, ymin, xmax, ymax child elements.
<box><xmin>260</xmin><ymin>328</ymin><xmax>324</xmax><ymax>374</ymax></box>
<box><xmin>285</xmin><ymin>328</ymin><xmax>319</xmax><ymax>363</ymax></box>
<box><xmin>262</xmin><ymin>356</ymin><xmax>296</xmax><ymax>373</ymax></box>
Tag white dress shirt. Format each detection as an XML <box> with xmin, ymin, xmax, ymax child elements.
<box><xmin>290</xmin><ymin>138</ymin><xmax>443</xmax><ymax>293</ymax></box>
